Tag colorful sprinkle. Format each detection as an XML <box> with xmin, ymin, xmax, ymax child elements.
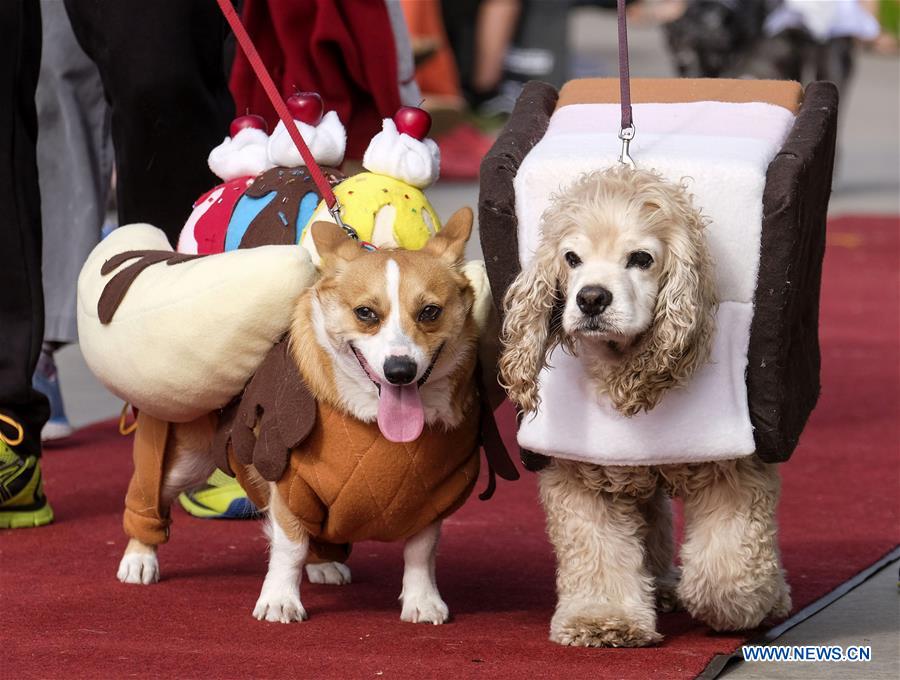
<box><xmin>278</xmin><ymin>211</ymin><xmax>288</xmax><ymax>226</ymax></box>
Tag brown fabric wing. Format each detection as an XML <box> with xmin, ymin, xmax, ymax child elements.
<box><xmin>475</xmin><ymin>361</ymin><xmax>519</xmax><ymax>500</ymax></box>
<box><xmin>216</xmin><ymin>338</ymin><xmax>317</xmax><ymax>481</ymax></box>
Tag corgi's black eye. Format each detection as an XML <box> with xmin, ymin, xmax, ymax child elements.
<box><xmin>626</xmin><ymin>251</ymin><xmax>653</xmax><ymax>269</ymax></box>
<box><xmin>564</xmin><ymin>251</ymin><xmax>582</xmax><ymax>268</ymax></box>
<box><xmin>354</xmin><ymin>307</ymin><xmax>378</xmax><ymax>323</ymax></box>
<box><xmin>418</xmin><ymin>304</ymin><xmax>442</xmax><ymax>322</ymax></box>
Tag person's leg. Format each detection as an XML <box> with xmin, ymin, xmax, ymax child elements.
<box><xmin>33</xmin><ymin>0</ymin><xmax>114</xmax><ymax>441</ymax></box>
<box><xmin>64</xmin><ymin>0</ymin><xmax>233</xmax><ymax>245</ymax></box>
<box><xmin>0</xmin><ymin>0</ymin><xmax>53</xmax><ymax>528</ymax></box>
<box><xmin>37</xmin><ymin>0</ymin><xmax>113</xmax><ymax>347</ymax></box>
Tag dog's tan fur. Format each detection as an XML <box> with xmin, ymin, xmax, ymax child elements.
<box><xmin>118</xmin><ymin>209</ymin><xmax>483</xmax><ymax>625</ymax></box>
<box><xmin>499</xmin><ymin>167</ymin><xmax>789</xmax><ymax>646</ymax></box>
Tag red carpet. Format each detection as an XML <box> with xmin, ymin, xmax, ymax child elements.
<box><xmin>3</xmin><ymin>216</ymin><xmax>898</xmax><ymax>679</ymax></box>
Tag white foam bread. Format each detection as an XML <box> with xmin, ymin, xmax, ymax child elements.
<box><xmin>77</xmin><ymin>224</ymin><xmax>317</xmax><ymax>422</ymax></box>
<box><xmin>514</xmin><ymin>100</ymin><xmax>796</xmax><ymax>465</ymax></box>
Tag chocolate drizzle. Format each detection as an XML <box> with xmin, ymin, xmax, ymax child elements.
<box><xmin>238</xmin><ymin>165</ymin><xmax>344</xmax><ymax>249</ymax></box>
<box><xmin>98</xmin><ymin>250</ymin><xmax>204</xmax><ymax>324</ymax></box>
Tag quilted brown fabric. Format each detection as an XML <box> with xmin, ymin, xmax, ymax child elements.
<box><xmin>274</xmin><ymin>400</ymin><xmax>481</xmax><ymax>546</ymax></box>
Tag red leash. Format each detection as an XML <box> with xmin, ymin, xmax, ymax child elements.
<box><xmin>216</xmin><ymin>0</ymin><xmax>353</xmax><ymax>233</ymax></box>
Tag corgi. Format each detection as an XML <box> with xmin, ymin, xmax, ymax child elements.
<box><xmin>117</xmin><ymin>208</ymin><xmax>500</xmax><ymax>626</ymax></box>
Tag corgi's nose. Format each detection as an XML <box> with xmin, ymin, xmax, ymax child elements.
<box><xmin>383</xmin><ymin>356</ymin><xmax>418</xmax><ymax>385</ymax></box>
<box><xmin>576</xmin><ymin>286</ymin><xmax>613</xmax><ymax>315</ymax></box>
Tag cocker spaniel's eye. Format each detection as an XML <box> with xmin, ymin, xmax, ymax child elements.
<box><xmin>564</xmin><ymin>251</ymin><xmax>582</xmax><ymax>268</ymax></box>
<box><xmin>626</xmin><ymin>251</ymin><xmax>654</xmax><ymax>269</ymax></box>
<box><xmin>417</xmin><ymin>304</ymin><xmax>442</xmax><ymax>323</ymax></box>
<box><xmin>354</xmin><ymin>306</ymin><xmax>379</xmax><ymax>324</ymax></box>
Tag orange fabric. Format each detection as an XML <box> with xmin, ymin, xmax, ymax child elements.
<box><xmin>400</xmin><ymin>0</ymin><xmax>462</xmax><ymax>100</ymax></box>
<box><xmin>123</xmin><ymin>412</ymin><xmax>171</xmax><ymax>545</ymax></box>
<box><xmin>556</xmin><ymin>78</ymin><xmax>804</xmax><ymax>114</ymax></box>
<box><xmin>272</xmin><ymin>399</ymin><xmax>480</xmax><ymax>549</ymax></box>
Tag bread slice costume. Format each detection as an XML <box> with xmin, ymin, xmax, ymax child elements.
<box><xmin>480</xmin><ymin>78</ymin><xmax>838</xmax><ymax>468</ymax></box>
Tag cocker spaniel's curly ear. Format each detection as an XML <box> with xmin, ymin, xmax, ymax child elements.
<box><xmin>606</xmin><ymin>191</ymin><xmax>718</xmax><ymax>416</ymax></box>
<box><xmin>498</xmin><ymin>240</ymin><xmax>566</xmax><ymax>414</ymax></box>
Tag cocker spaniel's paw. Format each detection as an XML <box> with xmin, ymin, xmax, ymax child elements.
<box><xmin>678</xmin><ymin>569</ymin><xmax>790</xmax><ymax>631</ymax></box>
<box><xmin>305</xmin><ymin>561</ymin><xmax>352</xmax><ymax>585</ymax></box>
<box><xmin>550</xmin><ymin>610</ymin><xmax>662</xmax><ymax>648</ymax></box>
<box><xmin>399</xmin><ymin>587</ymin><xmax>449</xmax><ymax>625</ymax></box>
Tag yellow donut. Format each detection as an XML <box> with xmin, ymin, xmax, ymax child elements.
<box><xmin>303</xmin><ymin>172</ymin><xmax>442</xmax><ymax>254</ymax></box>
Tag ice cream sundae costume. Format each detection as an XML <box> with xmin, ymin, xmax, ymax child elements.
<box><xmin>76</xmin><ymin>101</ymin><xmax>516</xmax><ymax>553</ymax></box>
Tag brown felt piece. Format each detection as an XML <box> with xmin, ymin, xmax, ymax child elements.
<box><xmin>238</xmin><ymin>165</ymin><xmax>344</xmax><ymax>249</ymax></box>
<box><xmin>556</xmin><ymin>78</ymin><xmax>803</xmax><ymax>113</ymax></box>
<box><xmin>749</xmin><ymin>81</ymin><xmax>838</xmax><ymax>462</ymax></box>
<box><xmin>220</xmin><ymin>338</ymin><xmax>317</xmax><ymax>482</ymax></box>
<box><xmin>98</xmin><ymin>250</ymin><xmax>203</xmax><ymax>324</ymax></box>
<box><xmin>476</xmin><ymin>364</ymin><xmax>520</xmax><ymax>488</ymax></box>
<box><xmin>270</xmin><ymin>399</ymin><xmax>480</xmax><ymax>547</ymax></box>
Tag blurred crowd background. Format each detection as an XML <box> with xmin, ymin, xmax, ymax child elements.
<box><xmin>406</xmin><ymin>0</ymin><xmax>897</xmax><ymax>179</ymax></box>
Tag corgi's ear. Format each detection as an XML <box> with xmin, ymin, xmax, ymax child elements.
<box><xmin>422</xmin><ymin>207</ymin><xmax>473</xmax><ymax>266</ymax></box>
<box><xmin>310</xmin><ymin>221</ymin><xmax>363</xmax><ymax>267</ymax></box>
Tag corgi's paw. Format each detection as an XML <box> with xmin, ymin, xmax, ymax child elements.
<box><xmin>400</xmin><ymin>587</ymin><xmax>449</xmax><ymax>625</ymax></box>
<box><xmin>306</xmin><ymin>561</ymin><xmax>351</xmax><ymax>585</ymax></box>
<box><xmin>117</xmin><ymin>543</ymin><xmax>159</xmax><ymax>585</ymax></box>
<box><xmin>253</xmin><ymin>586</ymin><xmax>307</xmax><ymax>623</ymax></box>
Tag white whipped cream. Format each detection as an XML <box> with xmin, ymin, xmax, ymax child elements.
<box><xmin>207</xmin><ymin>127</ymin><xmax>273</xmax><ymax>182</ymax></box>
<box><xmin>362</xmin><ymin>118</ymin><xmax>440</xmax><ymax>189</ymax></box>
<box><xmin>267</xmin><ymin>110</ymin><xmax>346</xmax><ymax>168</ymax></box>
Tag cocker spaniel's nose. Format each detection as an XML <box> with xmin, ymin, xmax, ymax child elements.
<box><xmin>576</xmin><ymin>286</ymin><xmax>613</xmax><ymax>316</ymax></box>
<box><xmin>383</xmin><ymin>356</ymin><xmax>418</xmax><ymax>385</ymax></box>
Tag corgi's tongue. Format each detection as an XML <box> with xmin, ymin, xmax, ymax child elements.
<box><xmin>377</xmin><ymin>381</ymin><xmax>425</xmax><ymax>443</ymax></box>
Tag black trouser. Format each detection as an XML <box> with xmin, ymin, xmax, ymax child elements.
<box><xmin>0</xmin><ymin>1</ymin><xmax>49</xmax><ymax>459</ymax></box>
<box><xmin>64</xmin><ymin>0</ymin><xmax>234</xmax><ymax>244</ymax></box>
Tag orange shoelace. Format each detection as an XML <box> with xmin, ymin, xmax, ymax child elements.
<box><xmin>0</xmin><ymin>413</ymin><xmax>25</xmax><ymax>447</ymax></box>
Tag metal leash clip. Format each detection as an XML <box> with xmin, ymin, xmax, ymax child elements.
<box><xmin>329</xmin><ymin>200</ymin><xmax>360</xmax><ymax>241</ymax></box>
<box><xmin>618</xmin><ymin>124</ymin><xmax>636</xmax><ymax>168</ymax></box>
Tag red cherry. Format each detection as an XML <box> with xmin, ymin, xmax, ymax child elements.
<box><xmin>393</xmin><ymin>106</ymin><xmax>432</xmax><ymax>140</ymax></box>
<box><xmin>229</xmin><ymin>114</ymin><xmax>268</xmax><ymax>138</ymax></box>
<box><xmin>286</xmin><ymin>92</ymin><xmax>324</xmax><ymax>126</ymax></box>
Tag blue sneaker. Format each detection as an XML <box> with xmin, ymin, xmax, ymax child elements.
<box><xmin>32</xmin><ymin>345</ymin><xmax>73</xmax><ymax>442</ymax></box>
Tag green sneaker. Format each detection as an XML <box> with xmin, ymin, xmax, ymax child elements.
<box><xmin>178</xmin><ymin>468</ymin><xmax>259</xmax><ymax>519</ymax></box>
<box><xmin>0</xmin><ymin>441</ymin><xmax>54</xmax><ymax>529</ymax></box>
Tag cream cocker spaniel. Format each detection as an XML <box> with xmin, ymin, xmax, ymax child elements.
<box><xmin>499</xmin><ymin>166</ymin><xmax>790</xmax><ymax>647</ymax></box>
